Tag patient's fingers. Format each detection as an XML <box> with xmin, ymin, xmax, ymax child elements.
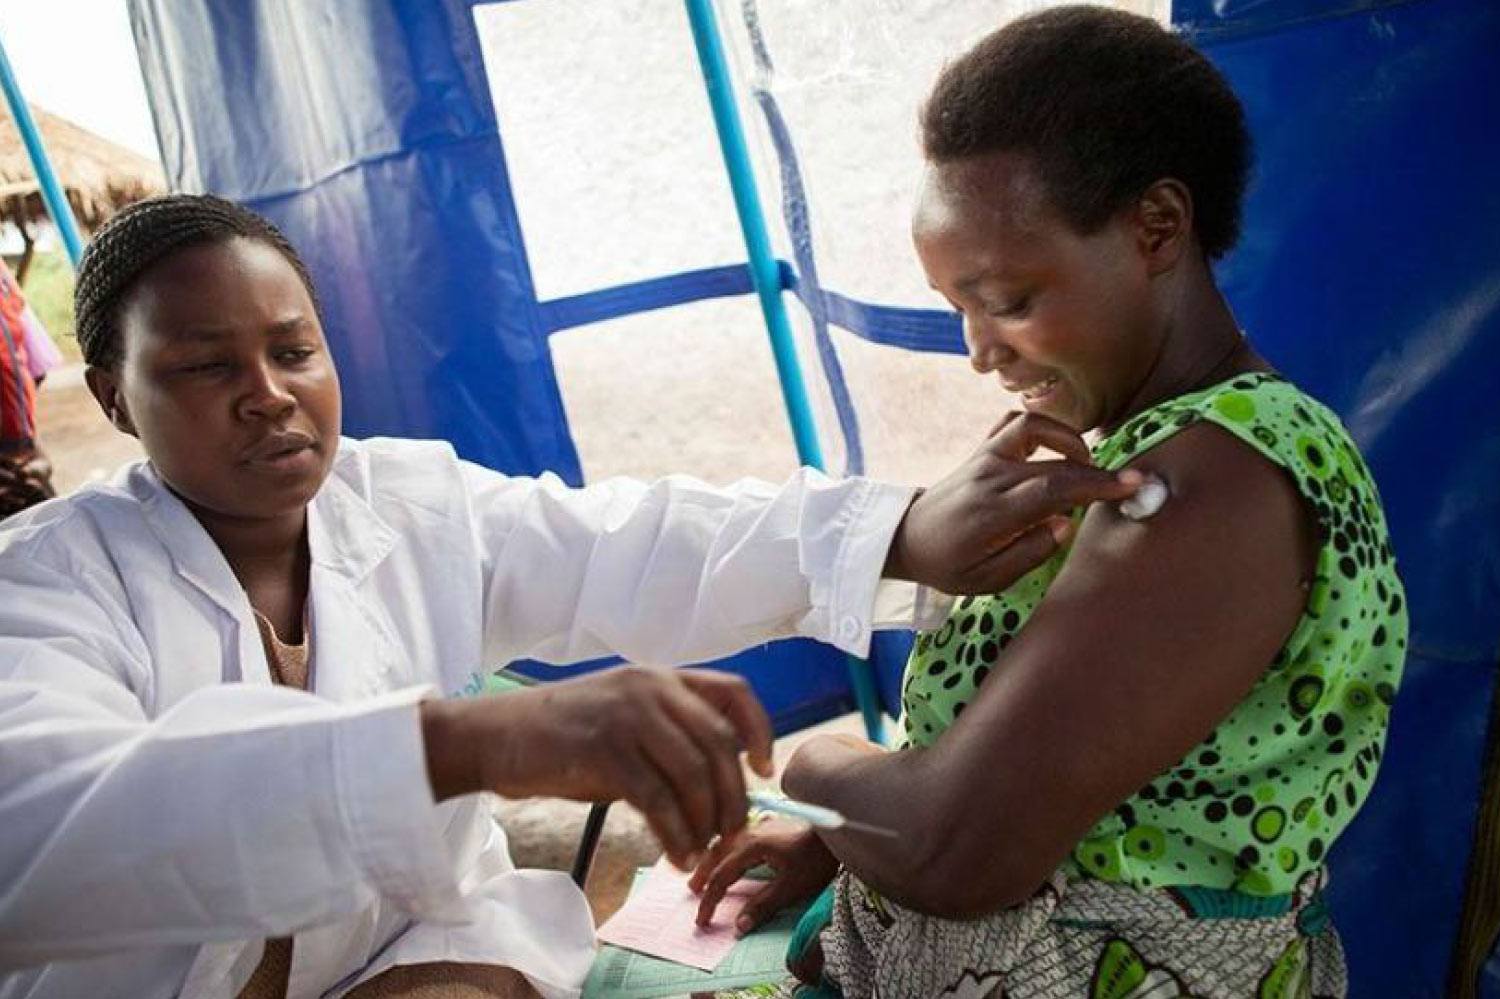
<box><xmin>695</xmin><ymin>838</ymin><xmax>767</xmax><ymax>926</ymax></box>
<box><xmin>983</xmin><ymin>410</ymin><xmax>1025</xmax><ymax>440</ymax></box>
<box><xmin>987</xmin><ymin>411</ymin><xmax>1094</xmax><ymax>464</ymax></box>
<box><xmin>736</xmin><ymin>879</ymin><xmax>801</xmax><ymax>935</ymax></box>
<box><xmin>987</xmin><ymin>462</ymin><xmax>1141</xmax><ymax>541</ymax></box>
<box><xmin>688</xmin><ymin>829</ymin><xmax>741</xmax><ymax>894</ymax></box>
<box><xmin>959</xmin><ymin>522</ymin><xmax>1065</xmax><ymax>594</ymax></box>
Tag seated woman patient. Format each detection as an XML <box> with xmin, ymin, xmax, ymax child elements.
<box><xmin>693</xmin><ymin>7</ymin><xmax>1407</xmax><ymax>996</ymax></box>
<box><xmin>0</xmin><ymin>194</ymin><xmax>1137</xmax><ymax>999</ymax></box>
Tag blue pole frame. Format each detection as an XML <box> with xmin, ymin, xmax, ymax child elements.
<box><xmin>683</xmin><ymin>0</ymin><xmax>823</xmax><ymax>470</ymax></box>
<box><xmin>0</xmin><ymin>36</ymin><xmax>87</xmax><ymax>269</ymax></box>
<box><xmin>684</xmin><ymin>0</ymin><xmax>885</xmax><ymax>743</ymax></box>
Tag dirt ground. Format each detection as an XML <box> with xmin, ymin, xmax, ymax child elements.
<box><xmin>35</xmin><ymin>365</ymin><xmax>143</xmax><ymax>495</ymax></box>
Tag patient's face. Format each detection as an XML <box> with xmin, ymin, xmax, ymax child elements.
<box><xmin>96</xmin><ymin>238</ymin><xmax>342</xmax><ymax>528</ymax></box>
<box><xmin>912</xmin><ymin>151</ymin><xmax>1162</xmax><ymax>433</ymax></box>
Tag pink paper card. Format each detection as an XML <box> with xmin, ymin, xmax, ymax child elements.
<box><xmin>596</xmin><ymin>858</ymin><xmax>760</xmax><ymax>971</ymax></box>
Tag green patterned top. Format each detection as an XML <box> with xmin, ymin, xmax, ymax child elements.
<box><xmin>900</xmin><ymin>373</ymin><xmax>1407</xmax><ymax>896</ymax></box>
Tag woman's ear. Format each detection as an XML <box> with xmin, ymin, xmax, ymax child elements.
<box><xmin>1134</xmin><ymin>178</ymin><xmax>1195</xmax><ymax>276</ymax></box>
<box><xmin>84</xmin><ymin>367</ymin><xmax>137</xmax><ymax>438</ymax></box>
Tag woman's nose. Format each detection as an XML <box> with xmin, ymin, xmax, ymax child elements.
<box><xmin>964</xmin><ymin>317</ymin><xmax>1014</xmax><ymax>375</ymax></box>
<box><xmin>238</xmin><ymin>364</ymin><xmax>296</xmax><ymax>421</ymax></box>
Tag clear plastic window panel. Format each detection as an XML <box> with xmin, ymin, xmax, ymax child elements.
<box><xmin>718</xmin><ymin>0</ymin><xmax>1168</xmax><ymax>308</ymax></box>
<box><xmin>548</xmin><ymin>297</ymin><xmax>805</xmax><ymax>485</ymax></box>
<box><xmin>717</xmin><ymin>0</ymin><xmax>1172</xmax><ymax>483</ymax></box>
<box><xmin>473</xmin><ymin>2</ymin><xmax>747</xmax><ymax>300</ymax></box>
<box><xmin>474</xmin><ymin>1</ymin><xmax>1168</xmax><ymax>487</ymax></box>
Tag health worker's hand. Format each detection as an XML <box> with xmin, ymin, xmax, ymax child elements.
<box><xmin>689</xmin><ymin>818</ymin><xmax>839</xmax><ymax>934</ymax></box>
<box><xmin>421</xmin><ymin>666</ymin><xmax>774</xmax><ymax>869</ymax></box>
<box><xmin>885</xmin><ymin>411</ymin><xmax>1142</xmax><ymax>594</ymax></box>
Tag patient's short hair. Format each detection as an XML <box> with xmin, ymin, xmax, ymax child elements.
<box><xmin>920</xmin><ymin>5</ymin><xmax>1251</xmax><ymax>259</ymax></box>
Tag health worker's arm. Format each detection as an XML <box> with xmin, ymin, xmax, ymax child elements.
<box><xmin>462</xmin><ymin>415</ymin><xmax>1140</xmax><ymax>669</ymax></box>
<box><xmin>0</xmin><ymin>557</ymin><xmax>462</xmax><ymax>968</ymax></box>
<box><xmin>463</xmin><ymin>464</ymin><xmax>932</xmax><ymax>668</ymax></box>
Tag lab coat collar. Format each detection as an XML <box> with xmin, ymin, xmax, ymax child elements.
<box><xmin>307</xmin><ymin>450</ymin><xmax>398</xmax><ymax>586</ymax></box>
<box><xmin>128</xmin><ymin>455</ymin><xmax>398</xmax><ymax>619</ymax></box>
<box><xmin>130</xmin><ymin>463</ymin><xmax>245</xmax><ymax>618</ymax></box>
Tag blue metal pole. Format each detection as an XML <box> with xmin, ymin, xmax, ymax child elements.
<box><xmin>0</xmin><ymin>37</ymin><xmax>86</xmax><ymax>269</ymax></box>
<box><xmin>683</xmin><ymin>0</ymin><xmax>824</xmax><ymax>471</ymax></box>
<box><xmin>684</xmin><ymin>0</ymin><xmax>884</xmax><ymax>743</ymax></box>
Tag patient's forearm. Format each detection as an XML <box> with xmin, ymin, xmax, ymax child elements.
<box><xmin>781</xmin><ymin>735</ymin><xmax>1049</xmax><ymax>917</ymax></box>
<box><xmin>781</xmin><ymin>737</ymin><xmax>958</xmax><ymax>912</ymax></box>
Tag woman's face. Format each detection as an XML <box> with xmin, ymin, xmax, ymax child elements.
<box><xmin>89</xmin><ymin>237</ymin><xmax>341</xmax><ymax>527</ymax></box>
<box><xmin>912</xmin><ymin>152</ymin><xmax>1164</xmax><ymax>433</ymax></box>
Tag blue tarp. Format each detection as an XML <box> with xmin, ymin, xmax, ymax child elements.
<box><xmin>129</xmin><ymin>0</ymin><xmax>1499</xmax><ymax>992</ymax></box>
<box><xmin>1184</xmin><ymin>1</ymin><xmax>1500</xmax><ymax>992</ymax></box>
<box><xmin>128</xmin><ymin>0</ymin><xmax>864</xmax><ymax>738</ymax></box>
<box><xmin>131</xmin><ymin>2</ymin><xmax>582</xmax><ymax>482</ymax></box>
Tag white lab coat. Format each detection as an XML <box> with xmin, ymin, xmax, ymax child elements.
<box><xmin>0</xmin><ymin>437</ymin><xmax>941</xmax><ymax>999</ymax></box>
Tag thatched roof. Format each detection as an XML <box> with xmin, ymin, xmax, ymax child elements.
<box><xmin>0</xmin><ymin>104</ymin><xmax>164</xmax><ymax>235</ymax></box>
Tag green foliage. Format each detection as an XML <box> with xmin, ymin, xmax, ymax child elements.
<box><xmin>20</xmin><ymin>250</ymin><xmax>80</xmax><ymax>364</ymax></box>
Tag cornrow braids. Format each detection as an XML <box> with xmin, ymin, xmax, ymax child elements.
<box><xmin>74</xmin><ymin>193</ymin><xmax>320</xmax><ymax>368</ymax></box>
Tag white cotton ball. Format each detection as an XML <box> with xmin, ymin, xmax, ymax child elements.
<box><xmin>1119</xmin><ymin>474</ymin><xmax>1169</xmax><ymax>521</ymax></box>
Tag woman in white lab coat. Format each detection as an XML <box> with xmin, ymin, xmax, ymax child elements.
<box><xmin>0</xmin><ymin>195</ymin><xmax>1139</xmax><ymax>999</ymax></box>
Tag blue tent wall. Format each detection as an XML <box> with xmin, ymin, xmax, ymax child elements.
<box><xmin>840</xmin><ymin>3</ymin><xmax>1500</xmax><ymax>990</ymax></box>
<box><xmin>129</xmin><ymin>1</ymin><xmax>581</xmax><ymax>481</ymax></box>
<box><xmin>1176</xmin><ymin>1</ymin><xmax>1500</xmax><ymax>992</ymax></box>
<box><xmin>127</xmin><ymin>0</ymin><xmax>1499</xmax><ymax>991</ymax></box>
<box><xmin>126</xmin><ymin>0</ymin><xmax>862</xmax><ymax>734</ymax></box>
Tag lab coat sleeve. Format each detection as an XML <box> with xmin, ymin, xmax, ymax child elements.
<box><xmin>460</xmin><ymin>462</ymin><xmax>943</xmax><ymax>667</ymax></box>
<box><xmin>0</xmin><ymin>558</ymin><xmax>464</xmax><ymax>968</ymax></box>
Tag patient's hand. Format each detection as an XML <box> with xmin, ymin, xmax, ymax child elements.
<box><xmin>886</xmin><ymin>412</ymin><xmax>1141</xmax><ymax>594</ymax></box>
<box><xmin>690</xmin><ymin>818</ymin><xmax>838</xmax><ymax>934</ymax></box>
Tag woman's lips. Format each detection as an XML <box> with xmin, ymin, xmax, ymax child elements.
<box><xmin>242</xmin><ymin>431</ymin><xmax>316</xmax><ymax>464</ymax></box>
<box><xmin>1006</xmin><ymin>373</ymin><xmax>1061</xmax><ymax>406</ymax></box>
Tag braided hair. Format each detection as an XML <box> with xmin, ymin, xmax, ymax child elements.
<box><xmin>74</xmin><ymin>194</ymin><xmax>320</xmax><ymax>368</ymax></box>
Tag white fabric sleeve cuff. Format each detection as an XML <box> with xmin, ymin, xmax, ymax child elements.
<box><xmin>333</xmin><ymin>686</ymin><xmax>465</xmax><ymax>920</ymax></box>
<box><xmin>827</xmin><ymin>480</ymin><xmax>921</xmax><ymax>657</ymax></box>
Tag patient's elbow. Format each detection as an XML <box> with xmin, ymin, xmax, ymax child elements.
<box><xmin>900</xmin><ymin>829</ymin><xmax>1055</xmax><ymax>919</ymax></box>
<box><xmin>919</xmin><ymin>860</ymin><xmax>1050</xmax><ymax>919</ymax></box>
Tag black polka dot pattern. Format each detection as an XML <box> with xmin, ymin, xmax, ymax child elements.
<box><xmin>899</xmin><ymin>373</ymin><xmax>1408</xmax><ymax>897</ymax></box>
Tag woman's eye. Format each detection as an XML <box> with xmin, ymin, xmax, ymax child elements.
<box><xmin>277</xmin><ymin>347</ymin><xmax>316</xmax><ymax>364</ymax></box>
<box><xmin>987</xmin><ymin>298</ymin><xmax>1030</xmax><ymax>319</ymax></box>
<box><xmin>179</xmin><ymin>361</ymin><xmax>228</xmax><ymax>375</ymax></box>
